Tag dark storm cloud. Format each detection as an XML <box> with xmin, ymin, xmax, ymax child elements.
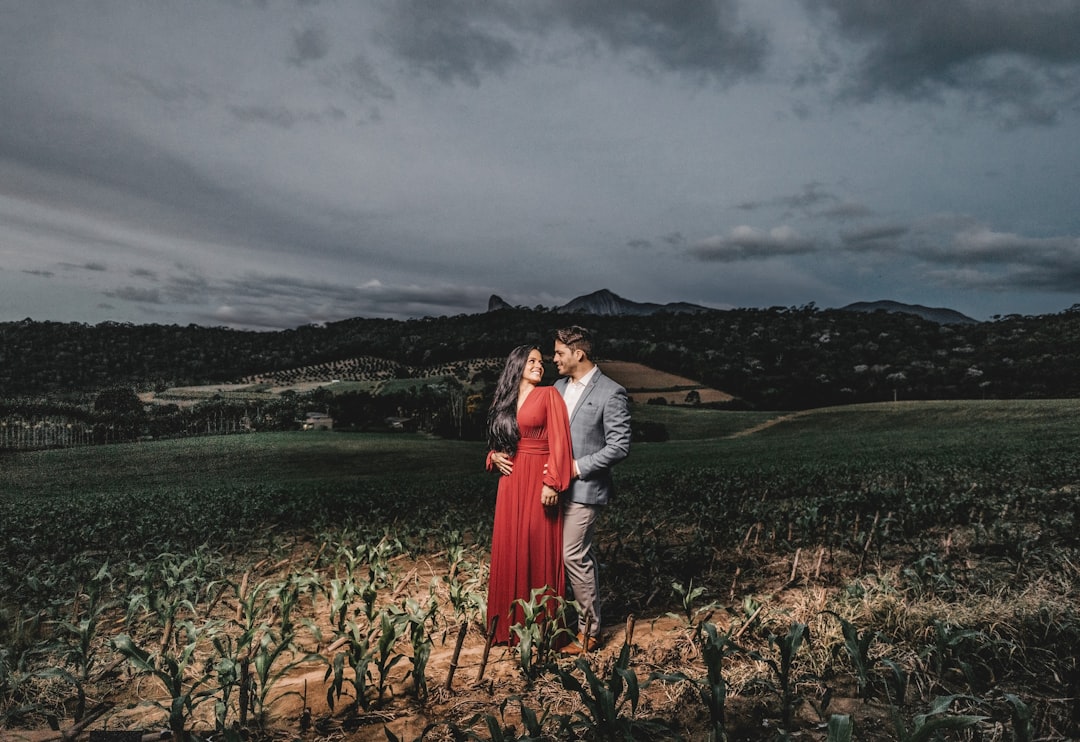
<box><xmin>60</xmin><ymin>262</ymin><xmax>109</xmax><ymax>273</ymax></box>
<box><xmin>121</xmin><ymin>74</ymin><xmax>210</xmax><ymax>109</ymax></box>
<box><xmin>221</xmin><ymin>273</ymin><xmax>486</xmax><ymax>312</ymax></box>
<box><xmin>379</xmin><ymin>0</ymin><xmax>767</xmax><ymax>86</ymax></box>
<box><xmin>841</xmin><ymin>225</ymin><xmax>910</xmax><ymax>250</ymax></box>
<box><xmin>801</xmin><ymin>0</ymin><xmax>1080</xmax><ymax>125</ymax></box>
<box><xmin>818</xmin><ymin>202</ymin><xmax>875</xmax><ymax>221</ymax></box>
<box><xmin>106</xmin><ymin>287</ymin><xmax>164</xmax><ymax>304</ymax></box>
<box><xmin>101</xmin><ymin>265</ymin><xmax>490</xmax><ymax>329</ymax></box>
<box><xmin>828</xmin><ymin>222</ymin><xmax>1080</xmax><ymax>296</ymax></box>
<box><xmin>914</xmin><ymin>227</ymin><xmax>1080</xmax><ymax>269</ymax></box>
<box><xmin>289</xmin><ymin>24</ymin><xmax>330</xmax><ymax>66</ymax></box>
<box><xmin>379</xmin><ymin>0</ymin><xmax>521</xmax><ymax>86</ymax></box>
<box><xmin>0</xmin><ymin>94</ymin><xmax>419</xmax><ymax>276</ymax></box>
<box><xmin>626</xmin><ymin>232</ymin><xmax>687</xmax><ymax>251</ymax></box>
<box><xmin>191</xmin><ymin>274</ymin><xmax>490</xmax><ymax>329</ymax></box>
<box><xmin>736</xmin><ymin>184</ymin><xmax>842</xmax><ymax>216</ymax></box>
<box><xmin>2</xmin><ymin>207</ymin><xmax>149</xmax><ymax>256</ymax></box>
<box><xmin>540</xmin><ymin>0</ymin><xmax>768</xmax><ymax>81</ymax></box>
<box><xmin>0</xmin><ymin>99</ymin><xmax>264</xmax><ymax>240</ymax></box>
<box><xmin>227</xmin><ymin>103</ymin><xmax>346</xmax><ymax>128</ymax></box>
<box><xmin>3</xmin><ymin>2</ymin><xmax>1079</xmax><ymax>326</ymax></box>
<box><xmin>681</xmin><ymin>217</ymin><xmax>1080</xmax><ymax>300</ymax></box>
<box><xmin>688</xmin><ymin>226</ymin><xmax>818</xmax><ymax>262</ymax></box>
<box><xmin>779</xmin><ymin>183</ymin><xmax>839</xmax><ymax>214</ymax></box>
<box><xmin>330</xmin><ymin>55</ymin><xmax>396</xmax><ymax>102</ymax></box>
<box><xmin>928</xmin><ymin>262</ymin><xmax>1080</xmax><ymax>295</ymax></box>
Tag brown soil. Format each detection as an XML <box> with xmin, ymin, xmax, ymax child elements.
<box><xmin>0</xmin><ymin>550</ymin><xmax>937</xmax><ymax>742</ymax></box>
<box><xmin>8</xmin><ymin>524</ymin><xmax>1075</xmax><ymax>741</ymax></box>
<box><xmin>601</xmin><ymin>361</ymin><xmax>733</xmax><ymax>405</ymax></box>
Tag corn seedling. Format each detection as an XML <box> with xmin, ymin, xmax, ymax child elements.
<box><xmin>442</xmin><ymin>529</ymin><xmax>467</xmax><ymax>579</ymax></box>
<box><xmin>325</xmin><ymin>573</ymin><xmax>362</xmax><ymax>635</ymax></box>
<box><xmin>372</xmin><ymin>609</ymin><xmax>407</xmax><ymax>705</ymax></box>
<box><xmin>210</xmin><ymin>634</ymin><xmax>242</xmax><ymax>735</ymax></box>
<box><xmin>445</xmin><ymin>559</ymin><xmax>486</xmax><ymax>627</ymax></box>
<box><xmin>667</xmin><ymin>579</ymin><xmax>718</xmax><ymax>638</ymax></box>
<box><xmin>333</xmin><ymin>544</ymin><xmax>378</xmax><ymax>623</ymax></box>
<box><xmin>439</xmin><ymin>696</ymin><xmax>549</xmax><ymax>741</ymax></box>
<box><xmin>554</xmin><ymin>640</ymin><xmax>682</xmax><ymax>741</ymax></box>
<box><xmin>654</xmin><ymin>621</ymin><xmax>736</xmax><ymax>742</ymax></box>
<box><xmin>750</xmin><ymin>621</ymin><xmax>811</xmax><ymax>735</ymax></box>
<box><xmin>1003</xmin><ymin>692</ymin><xmax>1034</xmax><ymax>742</ymax></box>
<box><xmin>697</xmin><ymin>622</ymin><xmax>735</xmax><ymax>742</ymax></box>
<box><xmin>901</xmin><ymin>553</ymin><xmax>955</xmax><ymax>600</ymax></box>
<box><xmin>0</xmin><ymin>608</ymin><xmax>54</xmax><ymax>727</ymax></box>
<box><xmin>272</xmin><ymin>569</ymin><xmax>320</xmax><ymax>637</ymax></box>
<box><xmin>885</xmin><ymin>694</ymin><xmax>987</xmax><ymax>742</ymax></box>
<box><xmin>826</xmin><ymin>713</ymin><xmax>853</xmax><ymax>742</ymax></box>
<box><xmin>125</xmin><ymin>548</ymin><xmax>224</xmax><ymax>662</ymax></box>
<box><xmin>922</xmin><ymin>619</ymin><xmax>988</xmax><ymax>691</ymax></box>
<box><xmin>227</xmin><ymin>576</ymin><xmax>276</xmax><ymax>728</ymax></box>
<box><xmin>508</xmin><ymin>587</ymin><xmax>573</xmax><ymax>680</ymax></box>
<box><xmin>112</xmin><ymin>619</ymin><xmax>220</xmax><ymax>742</ymax></box>
<box><xmin>367</xmin><ymin>538</ymin><xmax>405</xmax><ymax>619</ymax></box>
<box><xmin>324</xmin><ymin>619</ymin><xmax>376</xmax><ymax>713</ymax></box>
<box><xmin>390</xmin><ymin>585</ymin><xmax>439</xmax><ymax>700</ymax></box>
<box><xmin>246</xmin><ymin>623</ymin><xmax>319</xmax><ymax>729</ymax></box>
<box><xmin>54</xmin><ymin>560</ymin><xmax>113</xmax><ymax>684</ymax></box>
<box><xmin>822</xmin><ymin>611</ymin><xmax>879</xmax><ymax>701</ymax></box>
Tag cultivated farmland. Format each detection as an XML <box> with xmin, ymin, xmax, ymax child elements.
<box><xmin>1</xmin><ymin>401</ymin><xmax>1078</xmax><ymax>741</ymax></box>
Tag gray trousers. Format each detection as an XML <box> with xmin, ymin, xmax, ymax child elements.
<box><xmin>563</xmin><ymin>501</ymin><xmax>601</xmax><ymax>637</ymax></box>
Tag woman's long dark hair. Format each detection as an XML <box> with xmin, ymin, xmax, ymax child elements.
<box><xmin>487</xmin><ymin>344</ymin><xmax>538</xmax><ymax>456</ymax></box>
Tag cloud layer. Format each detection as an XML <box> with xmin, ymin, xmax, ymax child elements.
<box><xmin>1</xmin><ymin>1</ymin><xmax>1079</xmax><ymax>328</ymax></box>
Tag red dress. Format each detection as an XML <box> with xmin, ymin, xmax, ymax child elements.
<box><xmin>486</xmin><ymin>385</ymin><xmax>574</xmax><ymax>644</ymax></box>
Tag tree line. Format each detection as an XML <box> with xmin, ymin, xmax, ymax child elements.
<box><xmin>3</xmin><ymin>303</ymin><xmax>1080</xmax><ymax>414</ymax></box>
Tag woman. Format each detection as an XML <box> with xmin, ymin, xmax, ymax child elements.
<box><xmin>485</xmin><ymin>345</ymin><xmax>574</xmax><ymax>645</ymax></box>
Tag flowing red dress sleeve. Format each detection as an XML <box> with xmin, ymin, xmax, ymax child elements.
<box><xmin>542</xmin><ymin>386</ymin><xmax>574</xmax><ymax>492</ymax></box>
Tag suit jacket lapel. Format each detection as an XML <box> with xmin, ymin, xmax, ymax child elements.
<box><xmin>569</xmin><ymin>370</ymin><xmax>602</xmax><ymax>424</ymax></box>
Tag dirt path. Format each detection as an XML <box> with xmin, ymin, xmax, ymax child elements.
<box><xmin>726</xmin><ymin>412</ymin><xmax>803</xmax><ymax>438</ymax></box>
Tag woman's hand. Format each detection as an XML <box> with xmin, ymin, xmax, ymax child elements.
<box><xmin>491</xmin><ymin>451</ymin><xmax>513</xmax><ymax>476</ymax></box>
<box><xmin>541</xmin><ymin>485</ymin><xmax>559</xmax><ymax>507</ymax></box>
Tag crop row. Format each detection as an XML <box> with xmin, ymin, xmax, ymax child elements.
<box><xmin>3</xmin><ymin>446</ymin><xmax>1080</xmax><ymax>738</ymax></box>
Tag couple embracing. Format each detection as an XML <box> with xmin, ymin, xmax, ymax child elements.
<box><xmin>485</xmin><ymin>325</ymin><xmax>631</xmax><ymax>654</ymax></box>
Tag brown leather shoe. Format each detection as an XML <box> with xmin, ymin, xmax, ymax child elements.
<box><xmin>560</xmin><ymin>632</ymin><xmax>600</xmax><ymax>655</ymax></box>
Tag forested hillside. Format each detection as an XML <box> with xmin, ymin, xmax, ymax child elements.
<box><xmin>3</xmin><ymin>304</ymin><xmax>1080</xmax><ymax>408</ymax></box>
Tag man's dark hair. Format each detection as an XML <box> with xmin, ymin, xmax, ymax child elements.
<box><xmin>556</xmin><ymin>325</ymin><xmax>593</xmax><ymax>360</ymax></box>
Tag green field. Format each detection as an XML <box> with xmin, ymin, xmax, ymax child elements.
<box><xmin>9</xmin><ymin>399</ymin><xmax>1074</xmax><ymax>499</ymax></box>
<box><xmin>2</xmin><ymin>400</ymin><xmax>1079</xmax><ymax>740</ymax></box>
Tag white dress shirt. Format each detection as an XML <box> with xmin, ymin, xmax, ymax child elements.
<box><xmin>562</xmin><ymin>365</ymin><xmax>598</xmax><ymax>417</ymax></box>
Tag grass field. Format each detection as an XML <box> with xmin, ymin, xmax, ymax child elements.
<box><xmin>2</xmin><ymin>400</ymin><xmax>1079</xmax><ymax>740</ymax></box>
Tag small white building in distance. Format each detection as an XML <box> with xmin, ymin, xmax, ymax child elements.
<box><xmin>302</xmin><ymin>411</ymin><xmax>333</xmax><ymax>431</ymax></box>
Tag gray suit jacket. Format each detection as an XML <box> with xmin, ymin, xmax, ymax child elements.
<box><xmin>554</xmin><ymin>368</ymin><xmax>631</xmax><ymax>506</ymax></box>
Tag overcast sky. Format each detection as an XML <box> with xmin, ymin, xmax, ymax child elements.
<box><xmin>2</xmin><ymin>1</ymin><xmax>1079</xmax><ymax>330</ymax></box>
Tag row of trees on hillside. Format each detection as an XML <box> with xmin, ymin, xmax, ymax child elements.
<box><xmin>5</xmin><ymin>305</ymin><xmax>1080</xmax><ymax>408</ymax></box>
<box><xmin>0</xmin><ymin>380</ymin><xmax>484</xmax><ymax>451</ymax></box>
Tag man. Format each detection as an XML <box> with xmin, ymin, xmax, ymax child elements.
<box><xmin>490</xmin><ymin>325</ymin><xmax>631</xmax><ymax>654</ymax></box>
<box><xmin>551</xmin><ymin>325</ymin><xmax>631</xmax><ymax>653</ymax></box>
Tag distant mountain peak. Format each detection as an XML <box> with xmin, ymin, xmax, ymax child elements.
<box><xmin>486</xmin><ymin>289</ymin><xmax>708</xmax><ymax>316</ymax></box>
<box><xmin>840</xmin><ymin>300</ymin><xmax>976</xmax><ymax>325</ymax></box>
<box><xmin>487</xmin><ymin>294</ymin><xmax>514</xmax><ymax>312</ymax></box>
